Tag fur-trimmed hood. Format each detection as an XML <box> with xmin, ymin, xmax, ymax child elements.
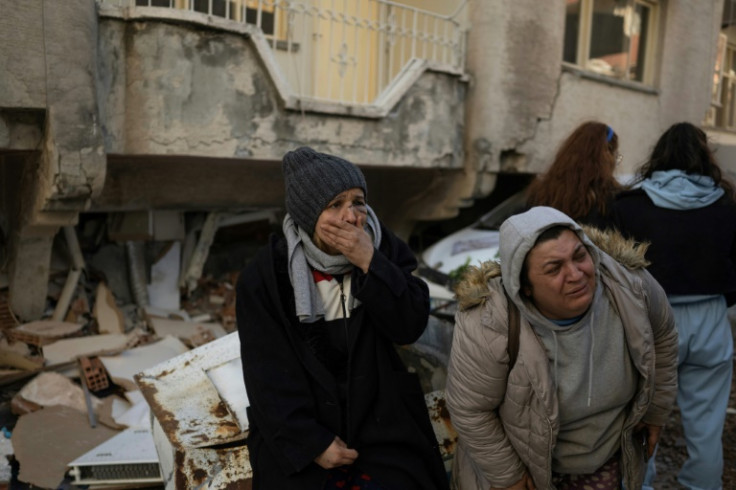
<box><xmin>454</xmin><ymin>222</ymin><xmax>649</xmax><ymax>311</ymax></box>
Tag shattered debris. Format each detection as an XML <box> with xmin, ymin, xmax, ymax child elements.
<box><xmin>11</xmin><ymin>405</ymin><xmax>118</xmax><ymax>488</ymax></box>
<box><xmin>0</xmin><ymin>211</ymin><xmax>272</xmax><ymax>488</ymax></box>
<box><xmin>6</xmin><ymin>320</ymin><xmax>84</xmax><ymax>346</ymax></box>
<box><xmin>0</xmin><ymin>209</ymin><xmax>458</xmax><ymax>489</ymax></box>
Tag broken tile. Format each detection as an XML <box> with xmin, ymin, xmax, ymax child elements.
<box><xmin>0</xmin><ymin>341</ymin><xmax>44</xmax><ymax>372</ymax></box>
<box><xmin>12</xmin><ymin>405</ymin><xmax>117</xmax><ymax>489</ymax></box>
<box><xmin>93</xmin><ymin>282</ymin><xmax>125</xmax><ymax>334</ymax></box>
<box><xmin>98</xmin><ymin>336</ymin><xmax>189</xmax><ymax>392</ymax></box>
<box><xmin>147</xmin><ymin>316</ymin><xmax>227</xmax><ymax>347</ymax></box>
<box><xmin>6</xmin><ymin>320</ymin><xmax>84</xmax><ymax>347</ymax></box>
<box><xmin>14</xmin><ymin>371</ymin><xmax>100</xmax><ymax>415</ymax></box>
<box><xmin>42</xmin><ymin>333</ymin><xmax>130</xmax><ymax>368</ymax></box>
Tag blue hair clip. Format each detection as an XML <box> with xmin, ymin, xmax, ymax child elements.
<box><xmin>606</xmin><ymin>126</ymin><xmax>614</xmax><ymax>142</ymax></box>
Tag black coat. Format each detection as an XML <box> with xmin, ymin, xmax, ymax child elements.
<box><xmin>612</xmin><ymin>189</ymin><xmax>736</xmax><ymax>305</ymax></box>
<box><xmin>236</xmin><ymin>224</ymin><xmax>449</xmax><ymax>490</ymax></box>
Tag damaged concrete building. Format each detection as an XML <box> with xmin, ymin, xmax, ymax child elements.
<box><xmin>0</xmin><ymin>0</ymin><xmax>733</xmax><ymax>487</ymax></box>
<box><xmin>0</xmin><ymin>0</ymin><xmax>729</xmax><ymax>322</ymax></box>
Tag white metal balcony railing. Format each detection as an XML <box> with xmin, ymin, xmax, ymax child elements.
<box><xmin>98</xmin><ymin>0</ymin><xmax>468</xmax><ymax>109</ymax></box>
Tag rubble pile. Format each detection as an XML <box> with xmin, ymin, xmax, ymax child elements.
<box><xmin>0</xmin><ymin>209</ymin><xmax>458</xmax><ymax>489</ymax></box>
<box><xmin>0</xmin><ymin>210</ymin><xmax>276</xmax><ymax>489</ymax></box>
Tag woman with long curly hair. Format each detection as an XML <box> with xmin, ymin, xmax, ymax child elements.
<box><xmin>526</xmin><ymin>121</ymin><xmax>622</xmax><ymax>228</ymax></box>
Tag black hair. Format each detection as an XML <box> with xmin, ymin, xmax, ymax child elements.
<box><xmin>637</xmin><ymin>122</ymin><xmax>735</xmax><ymax>199</ymax></box>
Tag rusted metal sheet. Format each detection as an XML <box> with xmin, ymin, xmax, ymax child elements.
<box><xmin>135</xmin><ymin>332</ymin><xmax>248</xmax><ymax>449</ymax></box>
<box><xmin>136</xmin><ymin>332</ymin><xmax>253</xmax><ymax>489</ymax></box>
<box><xmin>152</xmin><ymin>416</ymin><xmax>252</xmax><ymax>489</ymax></box>
<box><xmin>425</xmin><ymin>390</ymin><xmax>458</xmax><ymax>473</ymax></box>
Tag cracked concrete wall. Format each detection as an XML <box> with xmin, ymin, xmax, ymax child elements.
<box><xmin>464</xmin><ymin>0</ymin><xmax>723</xmax><ymax>198</ymax></box>
<box><xmin>0</xmin><ymin>1</ymin><xmax>47</xmax><ymax>109</ymax></box>
<box><xmin>98</xmin><ymin>19</ymin><xmax>466</xmax><ymax>170</ymax></box>
<box><xmin>0</xmin><ymin>0</ymin><xmax>107</xmax><ymax>320</ymax></box>
<box><xmin>464</xmin><ymin>0</ymin><xmax>564</xmax><ymax>198</ymax></box>
<box><xmin>1</xmin><ymin>0</ymin><xmax>107</xmax><ymax>212</ymax></box>
<box><xmin>518</xmin><ymin>0</ymin><xmax>723</xmax><ymax>181</ymax></box>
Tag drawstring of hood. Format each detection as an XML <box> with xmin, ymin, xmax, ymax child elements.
<box><xmin>552</xmin><ymin>332</ymin><xmax>559</xmax><ymax>392</ymax></box>
<box><xmin>588</xmin><ymin>310</ymin><xmax>595</xmax><ymax>408</ymax></box>
<box><xmin>539</xmin><ymin>303</ymin><xmax>597</xmax><ymax>408</ymax></box>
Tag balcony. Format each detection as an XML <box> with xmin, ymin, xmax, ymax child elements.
<box><xmin>98</xmin><ymin>0</ymin><xmax>468</xmax><ymax>117</ymax></box>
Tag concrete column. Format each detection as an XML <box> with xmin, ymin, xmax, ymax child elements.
<box><xmin>7</xmin><ymin>233</ymin><xmax>53</xmax><ymax>321</ymax></box>
<box><xmin>0</xmin><ymin>0</ymin><xmax>107</xmax><ymax>321</ymax></box>
<box><xmin>658</xmin><ymin>0</ymin><xmax>724</xmax><ymax>126</ymax></box>
<box><xmin>463</xmin><ymin>0</ymin><xmax>564</xmax><ymax>197</ymax></box>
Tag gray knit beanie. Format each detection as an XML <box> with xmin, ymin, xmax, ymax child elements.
<box><xmin>282</xmin><ymin>146</ymin><xmax>367</xmax><ymax>235</ymax></box>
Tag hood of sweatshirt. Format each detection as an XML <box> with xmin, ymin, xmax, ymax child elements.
<box><xmin>454</xmin><ymin>208</ymin><xmax>649</xmax><ymax>470</ymax></box>
<box><xmin>454</xmin><ymin>208</ymin><xmax>650</xmax><ymax>311</ymax></box>
<box><xmin>641</xmin><ymin>169</ymin><xmax>724</xmax><ymax>210</ymax></box>
<box><xmin>496</xmin><ymin>206</ymin><xmax>601</xmax><ymax>318</ymax></box>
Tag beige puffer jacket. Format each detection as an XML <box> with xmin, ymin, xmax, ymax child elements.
<box><xmin>446</xmin><ymin>227</ymin><xmax>678</xmax><ymax>490</ymax></box>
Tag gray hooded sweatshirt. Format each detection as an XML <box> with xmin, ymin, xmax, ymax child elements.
<box><xmin>499</xmin><ymin>206</ymin><xmax>637</xmax><ymax>474</ymax></box>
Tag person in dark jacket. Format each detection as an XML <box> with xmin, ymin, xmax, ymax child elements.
<box><xmin>612</xmin><ymin>122</ymin><xmax>736</xmax><ymax>490</ymax></box>
<box><xmin>525</xmin><ymin>121</ymin><xmax>623</xmax><ymax>229</ymax></box>
<box><xmin>235</xmin><ymin>146</ymin><xmax>449</xmax><ymax>490</ymax></box>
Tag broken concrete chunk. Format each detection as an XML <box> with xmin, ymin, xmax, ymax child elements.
<box><xmin>98</xmin><ymin>335</ymin><xmax>189</xmax><ymax>392</ymax></box>
<box><xmin>147</xmin><ymin>316</ymin><xmax>227</xmax><ymax>347</ymax></box>
<box><xmin>14</xmin><ymin>371</ymin><xmax>101</xmax><ymax>415</ymax></box>
<box><xmin>93</xmin><ymin>282</ymin><xmax>125</xmax><ymax>334</ymax></box>
<box><xmin>6</xmin><ymin>320</ymin><xmax>84</xmax><ymax>346</ymax></box>
<box><xmin>0</xmin><ymin>341</ymin><xmax>44</xmax><ymax>372</ymax></box>
<box><xmin>42</xmin><ymin>333</ymin><xmax>130</xmax><ymax>367</ymax></box>
<box><xmin>12</xmin><ymin>405</ymin><xmax>118</xmax><ymax>489</ymax></box>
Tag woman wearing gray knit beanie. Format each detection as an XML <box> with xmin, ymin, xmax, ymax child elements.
<box><xmin>235</xmin><ymin>147</ymin><xmax>449</xmax><ymax>490</ymax></box>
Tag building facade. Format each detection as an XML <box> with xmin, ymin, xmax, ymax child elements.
<box><xmin>0</xmin><ymin>0</ymin><xmax>724</xmax><ymax>320</ymax></box>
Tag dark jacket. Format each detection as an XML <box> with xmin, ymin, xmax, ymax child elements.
<box><xmin>612</xmin><ymin>189</ymin><xmax>736</xmax><ymax>305</ymax></box>
<box><xmin>236</xmin><ymin>224</ymin><xmax>449</xmax><ymax>490</ymax></box>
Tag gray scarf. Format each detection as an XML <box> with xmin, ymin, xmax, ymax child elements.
<box><xmin>283</xmin><ymin>206</ymin><xmax>382</xmax><ymax>323</ymax></box>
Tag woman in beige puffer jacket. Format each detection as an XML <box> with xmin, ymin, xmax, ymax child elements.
<box><xmin>445</xmin><ymin>207</ymin><xmax>678</xmax><ymax>490</ymax></box>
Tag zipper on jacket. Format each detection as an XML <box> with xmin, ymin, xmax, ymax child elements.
<box><xmin>339</xmin><ymin>276</ymin><xmax>352</xmax><ymax>445</ymax></box>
